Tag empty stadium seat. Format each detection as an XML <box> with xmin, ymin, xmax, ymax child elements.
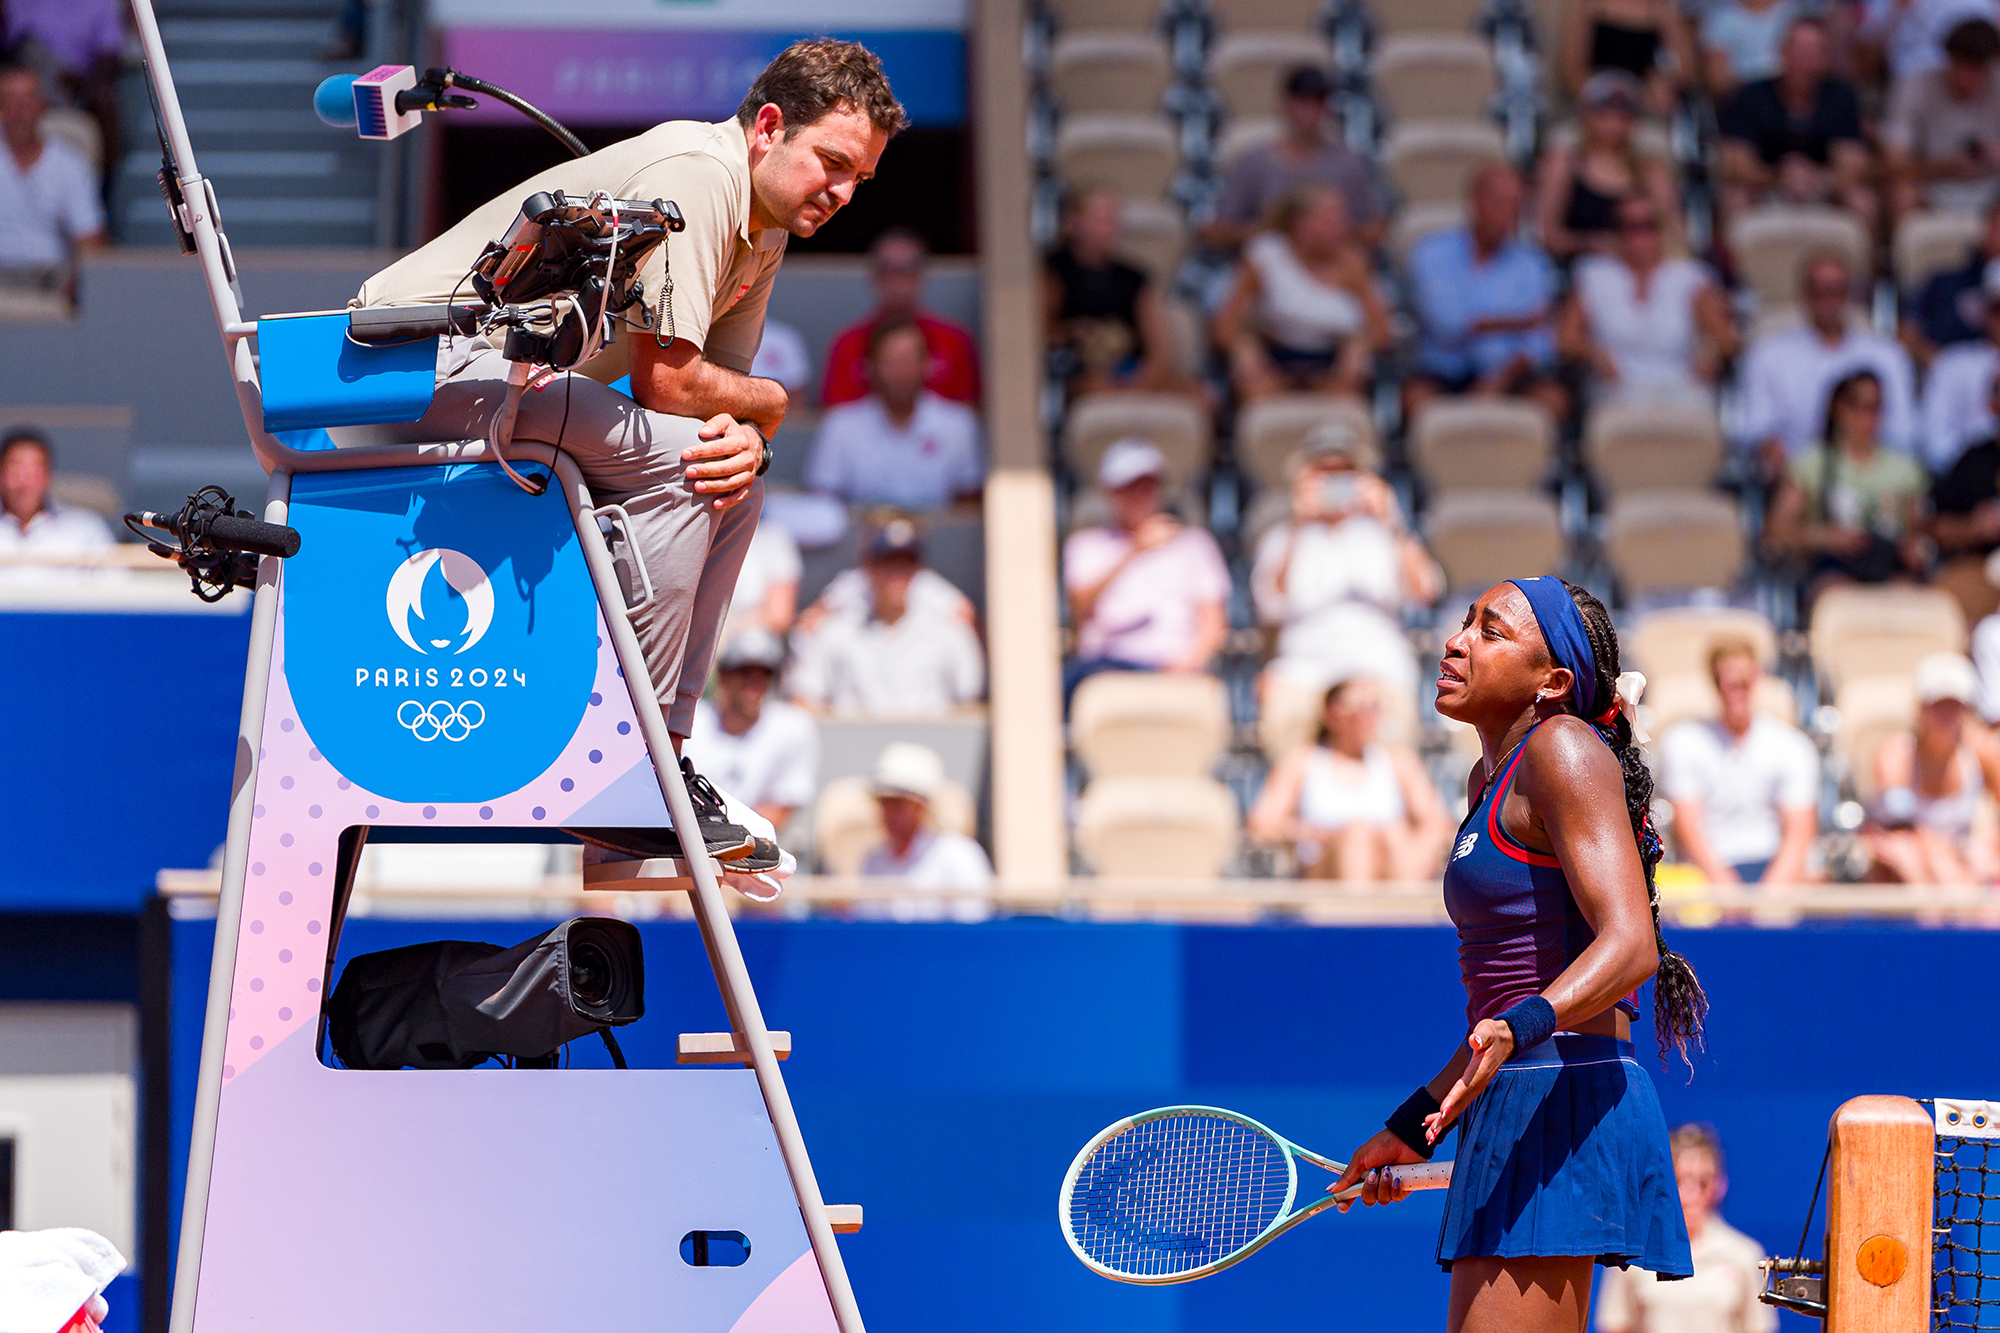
<box><xmin>1370</xmin><ymin>0</ymin><xmax>1486</xmax><ymax>35</ymax></box>
<box><xmin>1407</xmin><ymin>396</ymin><xmax>1554</xmax><ymax>494</ymax></box>
<box><xmin>1624</xmin><ymin>606</ymin><xmax>1778</xmax><ymax>681</ymax></box>
<box><xmin>1208</xmin><ymin>32</ymin><xmax>1337</xmax><ymax>120</ymax></box>
<box><xmin>1893</xmin><ymin>209</ymin><xmax>1983</xmax><ymax>294</ymax></box>
<box><xmin>1062</xmin><ymin>392</ymin><xmax>1211</xmax><ymax>488</ymax></box>
<box><xmin>1117</xmin><ymin>197</ymin><xmax>1187</xmax><ymax>292</ymax></box>
<box><xmin>1161</xmin><ymin>297</ymin><xmax>1208</xmax><ymax>379</ymax></box>
<box><xmin>1371</xmin><ymin>34</ymin><xmax>1497</xmax><ymax>123</ymax></box>
<box><xmin>1043</xmin><ymin>0</ymin><xmax>1165</xmax><ymax>31</ymax></box>
<box><xmin>1053</xmin><ymin>114</ymin><xmax>1181</xmax><ymax>199</ymax></box>
<box><xmin>1831</xmin><ymin>674</ymin><xmax>1918</xmax><ymax>802</ymax></box>
<box><xmin>1234</xmin><ymin>394</ymin><xmax>1381</xmax><ymax>493</ymax></box>
<box><xmin>1382</xmin><ymin>119</ymin><xmax>1508</xmax><ymax>208</ymax></box>
<box><xmin>1809</xmin><ymin>586</ymin><xmax>1967</xmax><ymax>693</ymax></box>
<box><xmin>1934</xmin><ymin>554</ymin><xmax>2000</xmax><ymax>630</ymax></box>
<box><xmin>1257</xmin><ymin>671</ymin><xmax>1417</xmax><ymax>759</ymax></box>
<box><xmin>1584</xmin><ymin>401</ymin><xmax>1724</xmax><ymax>495</ymax></box>
<box><xmin>40</xmin><ymin>108</ymin><xmax>100</xmax><ymax>173</ymax></box>
<box><xmin>49</xmin><ymin>474</ymin><xmax>121</xmax><ymax>519</ymax></box>
<box><xmin>1071</xmin><ymin>671</ymin><xmax>1230</xmax><ymax>777</ymax></box>
<box><xmin>811</xmin><ymin>775</ymin><xmax>979</xmax><ymax>876</ymax></box>
<box><xmin>1647</xmin><ymin>672</ymin><xmax>1799</xmax><ymax>740</ymax></box>
<box><xmin>1208</xmin><ymin>0</ymin><xmax>1330</xmax><ymax>31</ymax></box>
<box><xmin>1075</xmin><ymin>776</ymin><xmax>1238</xmax><ymax>877</ymax></box>
<box><xmin>1605</xmin><ymin>491</ymin><xmax>1745</xmax><ymax>599</ymax></box>
<box><xmin>1214</xmin><ymin>118</ymin><xmax>1280</xmax><ymax>170</ymax></box>
<box><xmin>1727</xmin><ymin>205</ymin><xmax>1871</xmax><ymax>314</ymax></box>
<box><xmin>1425</xmin><ymin>490</ymin><xmax>1564</xmax><ymax>591</ymax></box>
<box><xmin>1390</xmin><ymin>202</ymin><xmax>1465</xmax><ymax>268</ymax></box>
<box><xmin>1048</xmin><ymin>31</ymin><xmax>1174</xmax><ymax>114</ymax></box>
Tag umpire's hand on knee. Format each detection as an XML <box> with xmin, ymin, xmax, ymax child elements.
<box><xmin>687</xmin><ymin>415</ymin><xmax>765</xmax><ymax>511</ymax></box>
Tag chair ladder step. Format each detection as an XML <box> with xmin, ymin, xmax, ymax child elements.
<box><xmin>677</xmin><ymin>1030</ymin><xmax>792</xmax><ymax>1064</ymax></box>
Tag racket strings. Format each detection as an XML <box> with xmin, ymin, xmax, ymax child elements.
<box><xmin>1069</xmin><ymin>1113</ymin><xmax>1291</xmax><ymax>1279</ymax></box>
<box><xmin>1937</xmin><ymin>1132</ymin><xmax>2000</xmax><ymax>1329</ymax></box>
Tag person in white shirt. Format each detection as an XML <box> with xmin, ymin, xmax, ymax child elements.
<box><xmin>1596</xmin><ymin>1125</ymin><xmax>1778</xmax><ymax>1333</ymax></box>
<box><xmin>0</xmin><ymin>429</ymin><xmax>112</xmax><ymax>568</ymax></box>
<box><xmin>1861</xmin><ymin>0</ymin><xmax>2000</xmax><ymax>83</ymax></box>
<box><xmin>1922</xmin><ymin>271</ymin><xmax>2000</xmax><ymax>471</ymax></box>
<box><xmin>683</xmin><ymin>628</ymin><xmax>818</xmax><ymax>831</ymax></box>
<box><xmin>1659</xmin><ymin>636</ymin><xmax>1820</xmax><ymax>885</ymax></box>
<box><xmin>786</xmin><ymin>516</ymin><xmax>985</xmax><ymax>717</ymax></box>
<box><xmin>804</xmin><ymin>317</ymin><xmax>984</xmax><ymax>508</ymax></box>
<box><xmin>724</xmin><ymin>520</ymin><xmax>802</xmax><ymax>640</ymax></box>
<box><xmin>749</xmin><ymin>318</ymin><xmax>813</xmax><ymax>395</ymax></box>
<box><xmin>857</xmin><ymin>740</ymin><xmax>992</xmax><ymax>921</ymax></box>
<box><xmin>1737</xmin><ymin>250</ymin><xmax>1918</xmax><ymax>475</ymax></box>
<box><xmin>795</xmin><ymin>507</ymin><xmax>975</xmax><ymax>640</ymax></box>
<box><xmin>0</xmin><ymin>65</ymin><xmax>104</xmax><ymax>279</ymax></box>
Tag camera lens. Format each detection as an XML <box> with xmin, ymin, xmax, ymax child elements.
<box><xmin>570</xmin><ymin>942</ymin><xmax>611</xmax><ymax>1007</ymax></box>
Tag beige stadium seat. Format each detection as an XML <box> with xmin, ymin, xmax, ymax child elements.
<box><xmin>1208</xmin><ymin>32</ymin><xmax>1336</xmax><ymax>120</ymax></box>
<box><xmin>1372</xmin><ymin>0</ymin><xmax>1486</xmax><ymax>35</ymax></box>
<box><xmin>0</xmin><ymin>286</ymin><xmax>71</xmax><ymax>322</ymax></box>
<box><xmin>1425</xmin><ymin>490</ymin><xmax>1564</xmax><ymax>591</ymax></box>
<box><xmin>1408</xmin><ymin>396</ymin><xmax>1554</xmax><ymax>494</ymax></box>
<box><xmin>1727</xmin><ymin>205</ymin><xmax>1871</xmax><ymax>314</ymax></box>
<box><xmin>1234</xmin><ymin>394</ymin><xmax>1381</xmax><ymax>493</ymax></box>
<box><xmin>1893</xmin><ymin>209</ymin><xmax>1983</xmax><ymax>293</ymax></box>
<box><xmin>1809</xmin><ymin>585</ymin><xmax>1967</xmax><ymax>693</ymax></box>
<box><xmin>1257</xmin><ymin>672</ymin><xmax>1418</xmax><ymax>759</ymax></box>
<box><xmin>1076</xmin><ymin>776</ymin><xmax>1238</xmax><ymax>877</ymax></box>
<box><xmin>1043</xmin><ymin>0</ymin><xmax>1164</xmax><ymax>30</ymax></box>
<box><xmin>1832</xmin><ymin>674</ymin><xmax>1918</xmax><ymax>802</ymax></box>
<box><xmin>1584</xmin><ymin>402</ymin><xmax>1724</xmax><ymax>495</ymax></box>
<box><xmin>1605</xmin><ymin>491</ymin><xmax>1745</xmax><ymax>599</ymax></box>
<box><xmin>1214</xmin><ymin>118</ymin><xmax>1281</xmax><ymax>171</ymax></box>
<box><xmin>40</xmin><ymin>108</ymin><xmax>101</xmax><ymax>173</ymax></box>
<box><xmin>1371</xmin><ymin>34</ymin><xmax>1497</xmax><ymax>123</ymax></box>
<box><xmin>1624</xmin><ymin>606</ymin><xmax>1778</xmax><ymax>681</ymax></box>
<box><xmin>1209</xmin><ymin>0</ymin><xmax>1330</xmax><ymax>31</ymax></box>
<box><xmin>1646</xmin><ymin>672</ymin><xmax>1799</xmax><ymax>741</ymax></box>
<box><xmin>1383</xmin><ymin>119</ymin><xmax>1507</xmax><ymax>208</ymax></box>
<box><xmin>49</xmin><ymin>474</ymin><xmax>121</xmax><ymax>519</ymax></box>
<box><xmin>1063</xmin><ymin>392</ymin><xmax>1211</xmax><ymax>489</ymax></box>
<box><xmin>1071</xmin><ymin>671</ymin><xmax>1230</xmax><ymax>778</ymax></box>
<box><xmin>1390</xmin><ymin>202</ymin><xmax>1465</xmax><ymax>269</ymax></box>
<box><xmin>1161</xmin><ymin>298</ymin><xmax>1207</xmax><ymax>380</ymax></box>
<box><xmin>1048</xmin><ymin>31</ymin><xmax>1173</xmax><ymax>115</ymax></box>
<box><xmin>811</xmin><ymin>775</ymin><xmax>978</xmax><ymax>876</ymax></box>
<box><xmin>1117</xmin><ymin>197</ymin><xmax>1187</xmax><ymax>293</ymax></box>
<box><xmin>1935</xmin><ymin>553</ymin><xmax>2000</xmax><ymax>630</ymax></box>
<box><xmin>1053</xmin><ymin>114</ymin><xmax>1181</xmax><ymax>199</ymax></box>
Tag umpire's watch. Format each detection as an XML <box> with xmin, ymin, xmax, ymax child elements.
<box><xmin>750</xmin><ymin>422</ymin><xmax>772</xmax><ymax>477</ymax></box>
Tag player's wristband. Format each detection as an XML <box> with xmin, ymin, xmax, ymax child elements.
<box><xmin>1384</xmin><ymin>1086</ymin><xmax>1441</xmax><ymax>1160</ymax></box>
<box><xmin>1497</xmin><ymin>996</ymin><xmax>1557</xmax><ymax>1058</ymax></box>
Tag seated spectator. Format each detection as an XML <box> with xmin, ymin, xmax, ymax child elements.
<box><xmin>1559</xmin><ymin>195</ymin><xmax>1739</xmax><ymax>407</ymax></box>
<box><xmin>1718</xmin><ymin>19</ymin><xmax>1875</xmax><ymax>230</ymax></box>
<box><xmin>750</xmin><ymin>318</ymin><xmax>813</xmax><ymax>396</ymax></box>
<box><xmin>1211</xmin><ymin>185</ymin><xmax>1390</xmax><ymax>402</ymax></box>
<box><xmin>725</xmin><ymin>519</ymin><xmax>803</xmax><ymax>640</ymax></box>
<box><xmin>1405</xmin><ymin>165</ymin><xmax>1568</xmax><ymax>421</ymax></box>
<box><xmin>804</xmin><ymin>318</ymin><xmax>984</xmax><ymax>509</ymax></box>
<box><xmin>1658</xmin><ymin>637</ymin><xmax>1820</xmax><ymax>886</ymax></box>
<box><xmin>1200</xmin><ymin>66</ymin><xmax>1386</xmax><ymax>253</ymax></box>
<box><xmin>1062</xmin><ymin>439</ymin><xmax>1229</xmax><ymax>700</ymax></box>
<box><xmin>1931</xmin><ymin>369</ymin><xmax>2000</xmax><ymax>569</ymax></box>
<box><xmin>5</xmin><ymin>0</ymin><xmax>121</xmax><ymax>193</ymax></box>
<box><xmin>1561</xmin><ymin>0</ymin><xmax>1695</xmax><ymax>114</ymax></box>
<box><xmin>1701</xmin><ymin>0</ymin><xmax>1803</xmax><ymax>96</ymax></box>
<box><xmin>820</xmin><ymin>227</ymin><xmax>979</xmax><ymax>408</ymax></box>
<box><xmin>0</xmin><ymin>64</ymin><xmax>104</xmax><ymax>289</ymax></box>
<box><xmin>1920</xmin><ymin>277</ymin><xmax>2000</xmax><ymax>471</ymax></box>
<box><xmin>1764</xmin><ymin>370</ymin><xmax>1930</xmax><ymax>599</ymax></box>
<box><xmin>797</xmin><ymin>510</ymin><xmax>975</xmax><ymax>642</ymax></box>
<box><xmin>1597</xmin><ymin>1125</ymin><xmax>1777</xmax><ymax>1333</ymax></box>
<box><xmin>683</xmin><ymin>629</ymin><xmax>818</xmax><ymax>832</ymax></box>
<box><xmin>1535</xmin><ymin>72</ymin><xmax>1683</xmax><ymax>261</ymax></box>
<box><xmin>787</xmin><ymin>517</ymin><xmax>985</xmax><ymax>718</ymax></box>
<box><xmin>1251</xmin><ymin>422</ymin><xmax>1442</xmax><ymax>703</ymax></box>
<box><xmin>1887</xmin><ymin>19</ymin><xmax>2000</xmax><ymax>220</ymax></box>
<box><xmin>1971</xmin><ymin>566</ymin><xmax>2000</xmax><ymax>717</ymax></box>
<box><xmin>0</xmin><ymin>428</ymin><xmax>111</xmax><ymax>567</ymax></box>
<box><xmin>1246</xmin><ymin>675</ymin><xmax>1450</xmax><ymax>883</ymax></box>
<box><xmin>1738</xmin><ymin>251</ymin><xmax>1918</xmax><ymax>473</ymax></box>
<box><xmin>857</xmin><ymin>742</ymin><xmax>993</xmax><ymax>919</ymax></box>
<box><xmin>1867</xmin><ymin>651</ymin><xmax>2000</xmax><ymax>884</ymax></box>
<box><xmin>1906</xmin><ymin>194</ymin><xmax>2000</xmax><ymax>357</ymax></box>
<box><xmin>1860</xmin><ymin>0</ymin><xmax>2000</xmax><ymax>85</ymax></box>
<box><xmin>1044</xmin><ymin>187</ymin><xmax>1180</xmax><ymax>395</ymax></box>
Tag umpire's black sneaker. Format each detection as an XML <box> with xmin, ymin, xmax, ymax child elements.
<box><xmin>567</xmin><ymin>758</ymin><xmax>756</xmax><ymax>862</ymax></box>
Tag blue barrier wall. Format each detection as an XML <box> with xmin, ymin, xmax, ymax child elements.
<box><xmin>167</xmin><ymin>917</ymin><xmax>1993</xmax><ymax>1331</ymax></box>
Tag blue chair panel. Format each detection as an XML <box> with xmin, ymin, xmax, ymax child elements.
<box><xmin>259</xmin><ymin>312</ymin><xmax>438</xmax><ymax>431</ymax></box>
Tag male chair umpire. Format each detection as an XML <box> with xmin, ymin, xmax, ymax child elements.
<box><xmin>350</xmin><ymin>40</ymin><xmax>906</xmax><ymax>865</ymax></box>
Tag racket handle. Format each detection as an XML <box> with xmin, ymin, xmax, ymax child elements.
<box><xmin>1382</xmin><ymin>1161</ymin><xmax>1453</xmax><ymax>1191</ymax></box>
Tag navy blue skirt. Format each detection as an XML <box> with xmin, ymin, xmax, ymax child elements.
<box><xmin>1435</xmin><ymin>1034</ymin><xmax>1692</xmax><ymax>1277</ymax></box>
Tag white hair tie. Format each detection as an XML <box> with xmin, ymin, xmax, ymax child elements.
<box><xmin>1613</xmin><ymin>670</ymin><xmax>1650</xmax><ymax>745</ymax></box>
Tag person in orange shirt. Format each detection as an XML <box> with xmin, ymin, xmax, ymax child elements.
<box><xmin>820</xmin><ymin>227</ymin><xmax>980</xmax><ymax>407</ymax></box>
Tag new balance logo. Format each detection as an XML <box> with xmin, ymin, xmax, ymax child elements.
<box><xmin>1453</xmin><ymin>832</ymin><xmax>1479</xmax><ymax>862</ymax></box>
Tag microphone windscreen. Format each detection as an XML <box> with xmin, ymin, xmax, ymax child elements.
<box><xmin>312</xmin><ymin>74</ymin><xmax>358</xmax><ymax>127</ymax></box>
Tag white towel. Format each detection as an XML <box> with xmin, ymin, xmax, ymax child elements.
<box><xmin>0</xmin><ymin>1228</ymin><xmax>125</xmax><ymax>1333</ymax></box>
<box><xmin>719</xmin><ymin>790</ymin><xmax>795</xmax><ymax>904</ymax></box>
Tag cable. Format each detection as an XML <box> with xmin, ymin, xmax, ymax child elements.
<box><xmin>442</xmin><ymin>70</ymin><xmax>588</xmax><ymax>158</ymax></box>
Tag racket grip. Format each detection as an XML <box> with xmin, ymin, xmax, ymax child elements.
<box><xmin>1382</xmin><ymin>1161</ymin><xmax>1454</xmax><ymax>1191</ymax></box>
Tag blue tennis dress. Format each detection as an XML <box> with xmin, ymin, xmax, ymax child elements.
<box><xmin>1434</xmin><ymin>727</ymin><xmax>1693</xmax><ymax>1277</ymax></box>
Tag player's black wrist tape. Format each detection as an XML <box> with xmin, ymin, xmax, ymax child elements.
<box><xmin>1384</xmin><ymin>1086</ymin><xmax>1441</xmax><ymax>1160</ymax></box>
<box><xmin>1498</xmin><ymin>995</ymin><xmax>1557</xmax><ymax>1058</ymax></box>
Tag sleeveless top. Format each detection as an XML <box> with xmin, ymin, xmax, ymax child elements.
<box><xmin>1244</xmin><ymin>233</ymin><xmax>1366</xmax><ymax>353</ymax></box>
<box><xmin>1574</xmin><ymin>254</ymin><xmax>1708</xmax><ymax>390</ymax></box>
<box><xmin>1912</xmin><ymin>746</ymin><xmax>1983</xmax><ymax>842</ymax></box>
<box><xmin>1589</xmin><ymin>20</ymin><xmax>1662</xmax><ymax>78</ymax></box>
<box><xmin>1442</xmin><ymin>721</ymin><xmax>1643</xmax><ymax>1028</ymax></box>
<box><xmin>1047</xmin><ymin>246</ymin><xmax>1148</xmax><ymax>353</ymax></box>
<box><xmin>1562</xmin><ymin>171</ymin><xmax>1624</xmax><ymax>239</ymax></box>
<box><xmin>1298</xmin><ymin>744</ymin><xmax>1407</xmax><ymax>831</ymax></box>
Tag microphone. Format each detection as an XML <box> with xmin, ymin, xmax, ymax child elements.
<box><xmin>312</xmin><ymin>73</ymin><xmax>357</xmax><ymax>127</ymax></box>
<box><xmin>130</xmin><ymin>508</ymin><xmax>300</xmax><ymax>558</ymax></box>
<box><xmin>312</xmin><ymin>66</ymin><xmax>426</xmax><ymax>139</ymax></box>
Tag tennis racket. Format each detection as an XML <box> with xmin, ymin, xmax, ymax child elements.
<box><xmin>1059</xmin><ymin>1105</ymin><xmax>1453</xmax><ymax>1284</ymax></box>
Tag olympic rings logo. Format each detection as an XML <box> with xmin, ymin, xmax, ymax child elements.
<box><xmin>396</xmin><ymin>699</ymin><xmax>486</xmax><ymax>742</ymax></box>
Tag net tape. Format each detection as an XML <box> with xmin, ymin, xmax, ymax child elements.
<box><xmin>1930</xmin><ymin>1100</ymin><xmax>2000</xmax><ymax>1330</ymax></box>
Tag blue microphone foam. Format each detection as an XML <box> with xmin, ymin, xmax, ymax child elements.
<box><xmin>313</xmin><ymin>74</ymin><xmax>358</xmax><ymax>128</ymax></box>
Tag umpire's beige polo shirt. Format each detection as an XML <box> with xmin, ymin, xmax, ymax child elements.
<box><xmin>353</xmin><ymin>116</ymin><xmax>785</xmax><ymax>374</ymax></box>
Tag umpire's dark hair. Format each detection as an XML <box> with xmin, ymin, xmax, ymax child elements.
<box><xmin>737</xmin><ymin>39</ymin><xmax>908</xmax><ymax>138</ymax></box>
<box><xmin>0</xmin><ymin>427</ymin><xmax>51</xmax><ymax>464</ymax></box>
<box><xmin>1946</xmin><ymin>17</ymin><xmax>2000</xmax><ymax>63</ymax></box>
<box><xmin>1561</xmin><ymin>580</ymin><xmax>1709</xmax><ymax>1070</ymax></box>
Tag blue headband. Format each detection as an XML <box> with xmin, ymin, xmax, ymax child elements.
<box><xmin>1508</xmin><ymin>577</ymin><xmax>1600</xmax><ymax>720</ymax></box>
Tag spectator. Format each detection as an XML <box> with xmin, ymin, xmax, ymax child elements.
<box><xmin>1405</xmin><ymin>165</ymin><xmax>1568</xmax><ymax>421</ymax></box>
<box><xmin>725</xmin><ymin>520</ymin><xmax>803</xmax><ymax>640</ymax></box>
<box><xmin>1251</xmin><ymin>422</ymin><xmax>1443</xmax><ymax>703</ymax></box>
<box><xmin>1701</xmin><ymin>0</ymin><xmax>1803</xmax><ymax>95</ymax></box>
<box><xmin>1558</xmin><ymin>195</ymin><xmax>1739</xmax><ymax>407</ymax></box>
<box><xmin>1971</xmin><ymin>557</ymin><xmax>2000</xmax><ymax>717</ymax></box>
<box><xmin>1765</xmin><ymin>369</ymin><xmax>1930</xmax><ymax>599</ymax></box>
<box><xmin>1930</xmin><ymin>368</ymin><xmax>2000</xmax><ymax>568</ymax></box>
<box><xmin>1210</xmin><ymin>185</ymin><xmax>1390</xmax><ymax>402</ymax></box>
<box><xmin>683</xmin><ymin>629</ymin><xmax>819</xmax><ymax>832</ymax></box>
<box><xmin>1597</xmin><ymin>1125</ymin><xmax>1777</xmax><ymax>1333</ymax></box>
<box><xmin>1920</xmin><ymin>278</ymin><xmax>2000</xmax><ymax>471</ymax></box>
<box><xmin>1658</xmin><ymin>637</ymin><xmax>1820</xmax><ymax>887</ymax></box>
<box><xmin>857</xmin><ymin>741</ymin><xmax>992</xmax><ymax>920</ymax></box>
<box><xmin>787</xmin><ymin>517</ymin><xmax>985</xmax><ymax>717</ymax></box>
<box><xmin>820</xmin><ymin>227</ymin><xmax>980</xmax><ymax>408</ymax></box>
<box><xmin>1062</xmin><ymin>439</ymin><xmax>1230</xmax><ymax>699</ymax></box>
<box><xmin>1867</xmin><ymin>651</ymin><xmax>2000</xmax><ymax>884</ymax></box>
<box><xmin>1200</xmin><ymin>65</ymin><xmax>1387</xmax><ymax>253</ymax></box>
<box><xmin>1044</xmin><ymin>187</ymin><xmax>1181</xmax><ymax>395</ymax></box>
<box><xmin>1906</xmin><ymin>195</ymin><xmax>2000</xmax><ymax>356</ymax></box>
<box><xmin>1560</xmin><ymin>0</ymin><xmax>1696</xmax><ymax>114</ymax></box>
<box><xmin>1886</xmin><ymin>19</ymin><xmax>2000</xmax><ymax>219</ymax></box>
<box><xmin>0</xmin><ymin>64</ymin><xmax>105</xmax><ymax>289</ymax></box>
<box><xmin>0</xmin><ymin>429</ymin><xmax>112</xmax><ymax>566</ymax></box>
<box><xmin>1738</xmin><ymin>251</ymin><xmax>1918</xmax><ymax>472</ymax></box>
<box><xmin>750</xmin><ymin>319</ymin><xmax>813</xmax><ymax>396</ymax></box>
<box><xmin>1860</xmin><ymin>0</ymin><xmax>2000</xmax><ymax>84</ymax></box>
<box><xmin>797</xmin><ymin>509</ymin><xmax>975</xmax><ymax>640</ymax></box>
<box><xmin>4</xmin><ymin>0</ymin><xmax>122</xmax><ymax>198</ymax></box>
<box><xmin>1246</xmin><ymin>676</ymin><xmax>1451</xmax><ymax>883</ymax></box>
<box><xmin>1535</xmin><ymin>71</ymin><xmax>1683</xmax><ymax>261</ymax></box>
<box><xmin>804</xmin><ymin>317</ymin><xmax>984</xmax><ymax>509</ymax></box>
<box><xmin>1717</xmin><ymin>18</ymin><xmax>1875</xmax><ymax>230</ymax></box>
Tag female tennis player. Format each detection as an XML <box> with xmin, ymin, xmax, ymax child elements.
<box><xmin>1330</xmin><ymin>577</ymin><xmax>1706</xmax><ymax>1332</ymax></box>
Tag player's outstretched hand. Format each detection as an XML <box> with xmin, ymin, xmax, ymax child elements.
<box><xmin>687</xmin><ymin>415</ymin><xmax>766</xmax><ymax>511</ymax></box>
<box><xmin>1328</xmin><ymin>1129</ymin><xmax>1427</xmax><ymax>1212</ymax></box>
<box><xmin>1429</xmin><ymin>1018</ymin><xmax>1515</xmax><ymax>1144</ymax></box>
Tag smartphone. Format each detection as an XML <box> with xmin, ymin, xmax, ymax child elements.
<box><xmin>1319</xmin><ymin>473</ymin><xmax>1359</xmax><ymax>513</ymax></box>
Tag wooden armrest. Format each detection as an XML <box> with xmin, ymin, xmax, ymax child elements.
<box><xmin>677</xmin><ymin>1031</ymin><xmax>792</xmax><ymax>1064</ymax></box>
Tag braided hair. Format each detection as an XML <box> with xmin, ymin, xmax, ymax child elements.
<box><xmin>1561</xmin><ymin>581</ymin><xmax>1709</xmax><ymax>1070</ymax></box>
